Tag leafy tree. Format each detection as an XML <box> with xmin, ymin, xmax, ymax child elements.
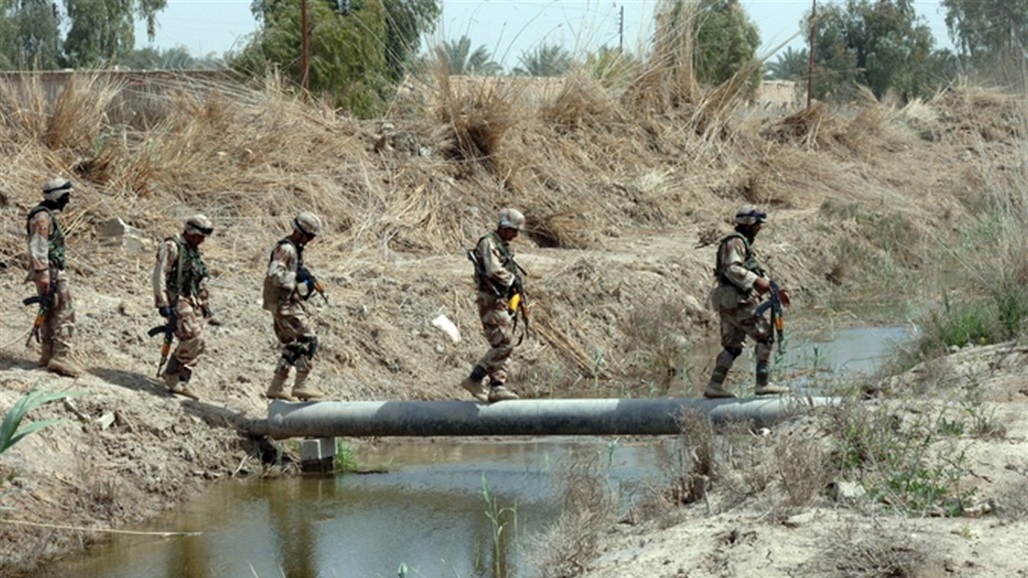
<box><xmin>584</xmin><ymin>46</ymin><xmax>637</xmax><ymax>87</ymax></box>
<box><xmin>805</xmin><ymin>0</ymin><xmax>939</xmax><ymax>101</ymax></box>
<box><xmin>439</xmin><ymin>35</ymin><xmax>501</xmax><ymax>75</ymax></box>
<box><xmin>238</xmin><ymin>0</ymin><xmax>438</xmax><ymax>116</ymax></box>
<box><xmin>124</xmin><ymin>46</ymin><xmax>222</xmax><ymax>69</ymax></box>
<box><xmin>941</xmin><ymin>0</ymin><xmax>1027</xmax><ymax>65</ymax></box>
<box><xmin>0</xmin><ymin>0</ymin><xmax>166</xmax><ymax>69</ymax></box>
<box><xmin>381</xmin><ymin>0</ymin><xmax>439</xmax><ymax>80</ymax></box>
<box><xmin>765</xmin><ymin>46</ymin><xmax>808</xmax><ymax>81</ymax></box>
<box><xmin>0</xmin><ymin>0</ymin><xmax>63</xmax><ymax>69</ymax></box>
<box><xmin>693</xmin><ymin>0</ymin><xmax>760</xmax><ymax>87</ymax></box>
<box><xmin>512</xmin><ymin>43</ymin><xmax>572</xmax><ymax>77</ymax></box>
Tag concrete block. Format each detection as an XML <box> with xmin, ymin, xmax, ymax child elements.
<box><xmin>299</xmin><ymin>437</ymin><xmax>335</xmax><ymax>473</ymax></box>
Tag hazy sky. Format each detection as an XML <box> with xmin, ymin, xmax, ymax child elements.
<box><xmin>134</xmin><ymin>0</ymin><xmax>953</xmax><ymax>66</ymax></box>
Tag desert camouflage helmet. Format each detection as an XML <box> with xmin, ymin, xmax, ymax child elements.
<box><xmin>42</xmin><ymin>178</ymin><xmax>73</xmax><ymax>201</ymax></box>
<box><xmin>185</xmin><ymin>214</ymin><xmax>214</xmax><ymax>236</ymax></box>
<box><xmin>497</xmin><ymin>207</ymin><xmax>525</xmax><ymax>231</ymax></box>
<box><xmin>294</xmin><ymin>211</ymin><xmax>322</xmax><ymax>236</ymax></box>
<box><xmin>734</xmin><ymin>205</ymin><xmax>767</xmax><ymax>226</ymax></box>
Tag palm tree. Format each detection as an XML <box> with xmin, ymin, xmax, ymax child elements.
<box><xmin>765</xmin><ymin>46</ymin><xmax>809</xmax><ymax>81</ymax></box>
<box><xmin>512</xmin><ymin>44</ymin><xmax>572</xmax><ymax>77</ymax></box>
<box><xmin>440</xmin><ymin>35</ymin><xmax>502</xmax><ymax>75</ymax></box>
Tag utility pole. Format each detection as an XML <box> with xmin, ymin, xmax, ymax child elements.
<box><xmin>618</xmin><ymin>4</ymin><xmax>624</xmax><ymax>53</ymax></box>
<box><xmin>806</xmin><ymin>0</ymin><xmax>816</xmax><ymax>110</ymax></box>
<box><xmin>301</xmin><ymin>0</ymin><xmax>310</xmax><ymax>101</ymax></box>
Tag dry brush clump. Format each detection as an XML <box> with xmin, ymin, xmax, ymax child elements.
<box><xmin>531</xmin><ymin>453</ymin><xmax>618</xmax><ymax>578</ymax></box>
<box><xmin>804</xmin><ymin>519</ymin><xmax>933</xmax><ymax>578</ymax></box>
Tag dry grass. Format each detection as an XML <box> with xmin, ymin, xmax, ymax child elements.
<box><xmin>618</xmin><ymin>295</ymin><xmax>701</xmax><ymax>396</ymax></box>
<box><xmin>538</xmin><ymin>75</ymin><xmax>619</xmax><ymax>131</ymax></box>
<box><xmin>805</xmin><ymin>520</ymin><xmax>931</xmax><ymax>578</ymax></box>
<box><xmin>531</xmin><ymin>453</ymin><xmax>617</xmax><ymax>578</ymax></box>
<box><xmin>429</xmin><ymin>48</ymin><xmax>518</xmax><ymax>173</ymax></box>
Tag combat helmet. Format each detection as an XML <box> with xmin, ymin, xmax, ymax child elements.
<box><xmin>294</xmin><ymin>211</ymin><xmax>322</xmax><ymax>236</ymax></box>
<box><xmin>497</xmin><ymin>208</ymin><xmax>525</xmax><ymax>231</ymax></box>
<box><xmin>185</xmin><ymin>214</ymin><xmax>214</xmax><ymax>236</ymax></box>
<box><xmin>42</xmin><ymin>178</ymin><xmax>73</xmax><ymax>201</ymax></box>
<box><xmin>734</xmin><ymin>205</ymin><xmax>767</xmax><ymax>226</ymax></box>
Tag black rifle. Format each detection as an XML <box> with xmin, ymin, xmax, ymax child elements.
<box><xmin>147</xmin><ymin>311</ymin><xmax>177</xmax><ymax>377</ymax></box>
<box><xmin>753</xmin><ymin>280</ymin><xmax>785</xmax><ymax>354</ymax></box>
<box><xmin>297</xmin><ymin>266</ymin><xmax>328</xmax><ymax>304</ymax></box>
<box><xmin>22</xmin><ymin>284</ymin><xmax>55</xmax><ymax>346</ymax></box>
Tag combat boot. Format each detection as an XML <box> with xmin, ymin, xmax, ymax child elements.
<box><xmin>755</xmin><ymin>383</ymin><xmax>791</xmax><ymax>396</ymax></box>
<box><xmin>487</xmin><ymin>384</ymin><xmax>519</xmax><ymax>403</ymax></box>
<box><xmin>704</xmin><ymin>349</ymin><xmax>737</xmax><ymax>399</ymax></box>
<box><xmin>754</xmin><ymin>360</ymin><xmax>789</xmax><ymax>396</ymax></box>
<box><xmin>265</xmin><ymin>372</ymin><xmax>295</xmax><ymax>402</ymax></box>
<box><xmin>162</xmin><ymin>357</ymin><xmax>181</xmax><ymax>389</ymax></box>
<box><xmin>703</xmin><ymin>382</ymin><xmax>736</xmax><ymax>399</ymax></box>
<box><xmin>291</xmin><ymin>372</ymin><xmax>324</xmax><ymax>401</ymax></box>
<box><xmin>38</xmin><ymin>341</ymin><xmax>53</xmax><ymax>367</ymax></box>
<box><xmin>168</xmin><ymin>382</ymin><xmax>200</xmax><ymax>400</ymax></box>
<box><xmin>459</xmin><ymin>365</ymin><xmax>489</xmax><ymax>402</ymax></box>
<box><xmin>47</xmin><ymin>352</ymin><xmax>81</xmax><ymax>378</ymax></box>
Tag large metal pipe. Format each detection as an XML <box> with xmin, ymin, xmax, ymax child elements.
<box><xmin>245</xmin><ymin>396</ymin><xmax>837</xmax><ymax>438</ymax></box>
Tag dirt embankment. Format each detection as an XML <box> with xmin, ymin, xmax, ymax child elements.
<box><xmin>0</xmin><ymin>76</ymin><xmax>1025</xmax><ymax>575</ymax></box>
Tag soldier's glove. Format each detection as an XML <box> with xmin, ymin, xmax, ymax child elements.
<box><xmin>158</xmin><ymin>306</ymin><xmax>174</xmax><ymax>319</ymax></box>
<box><xmin>201</xmin><ymin>305</ymin><xmax>213</xmax><ymax>319</ymax></box>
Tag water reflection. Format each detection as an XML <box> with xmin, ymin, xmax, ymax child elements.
<box><xmin>48</xmin><ymin>439</ymin><xmax>672</xmax><ymax>578</ymax></box>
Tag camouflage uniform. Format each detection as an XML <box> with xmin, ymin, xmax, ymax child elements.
<box><xmin>26</xmin><ymin>179</ymin><xmax>81</xmax><ymax>377</ymax></box>
<box><xmin>460</xmin><ymin>208</ymin><xmax>525</xmax><ymax>403</ymax></box>
<box><xmin>152</xmin><ymin>216</ymin><xmax>212</xmax><ymax>399</ymax></box>
<box><xmin>704</xmin><ymin>206</ymin><xmax>789</xmax><ymax>398</ymax></box>
<box><xmin>262</xmin><ymin>212</ymin><xmax>324</xmax><ymax>401</ymax></box>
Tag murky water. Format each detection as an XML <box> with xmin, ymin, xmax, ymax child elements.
<box><xmin>48</xmin><ymin>439</ymin><xmax>676</xmax><ymax>578</ymax></box>
<box><xmin>46</xmin><ymin>326</ymin><xmax>910</xmax><ymax>578</ymax></box>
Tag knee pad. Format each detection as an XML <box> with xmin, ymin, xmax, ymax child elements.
<box><xmin>299</xmin><ymin>335</ymin><xmax>319</xmax><ymax>360</ymax></box>
<box><xmin>724</xmin><ymin>346</ymin><xmax>743</xmax><ymax>359</ymax></box>
<box><xmin>281</xmin><ymin>343</ymin><xmax>304</xmax><ymax>365</ymax></box>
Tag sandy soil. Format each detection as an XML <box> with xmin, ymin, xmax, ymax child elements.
<box><xmin>575</xmin><ymin>344</ymin><xmax>1028</xmax><ymax>578</ymax></box>
<box><xmin>0</xmin><ymin>83</ymin><xmax>1026</xmax><ymax>576</ymax></box>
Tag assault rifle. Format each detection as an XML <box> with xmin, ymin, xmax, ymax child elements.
<box><xmin>753</xmin><ymin>280</ymin><xmax>786</xmax><ymax>354</ymax></box>
<box><xmin>147</xmin><ymin>311</ymin><xmax>177</xmax><ymax>378</ymax></box>
<box><xmin>297</xmin><ymin>266</ymin><xmax>328</xmax><ymax>304</ymax></box>
<box><xmin>22</xmin><ymin>284</ymin><xmax>56</xmax><ymax>346</ymax></box>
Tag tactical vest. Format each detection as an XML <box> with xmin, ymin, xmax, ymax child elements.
<box><xmin>714</xmin><ymin>232</ymin><xmax>765</xmax><ymax>289</ymax></box>
<box><xmin>262</xmin><ymin>238</ymin><xmax>302</xmax><ymax>310</ymax></box>
<box><xmin>165</xmin><ymin>235</ymin><xmax>208</xmax><ymax>299</ymax></box>
<box><xmin>26</xmin><ymin>205</ymin><xmax>66</xmax><ymax>270</ymax></box>
<box><xmin>475</xmin><ymin>232</ymin><xmax>517</xmax><ymax>293</ymax></box>
<box><xmin>269</xmin><ymin>238</ymin><xmax>304</xmax><ymax>271</ymax></box>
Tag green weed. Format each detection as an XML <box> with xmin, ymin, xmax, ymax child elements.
<box><xmin>334</xmin><ymin>439</ymin><xmax>358</xmax><ymax>472</ymax></box>
<box><xmin>481</xmin><ymin>474</ymin><xmax>518</xmax><ymax>578</ymax></box>
<box><xmin>828</xmin><ymin>400</ymin><xmax>977</xmax><ymax>516</ymax></box>
<box><xmin>1</xmin><ymin>390</ymin><xmax>85</xmax><ymax>456</ymax></box>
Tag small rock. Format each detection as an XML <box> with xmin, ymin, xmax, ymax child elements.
<box><xmin>835</xmin><ymin>480</ymin><xmax>867</xmax><ymax>500</ymax></box>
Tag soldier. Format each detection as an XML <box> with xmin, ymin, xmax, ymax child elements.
<box><xmin>152</xmin><ymin>215</ymin><xmax>214</xmax><ymax>400</ymax></box>
<box><xmin>460</xmin><ymin>208</ymin><xmax>526</xmax><ymax>403</ymax></box>
<box><xmin>704</xmin><ymin>205</ymin><xmax>791</xmax><ymax>399</ymax></box>
<box><xmin>262</xmin><ymin>212</ymin><xmax>325</xmax><ymax>402</ymax></box>
<box><xmin>26</xmin><ymin>178</ymin><xmax>82</xmax><ymax>378</ymax></box>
